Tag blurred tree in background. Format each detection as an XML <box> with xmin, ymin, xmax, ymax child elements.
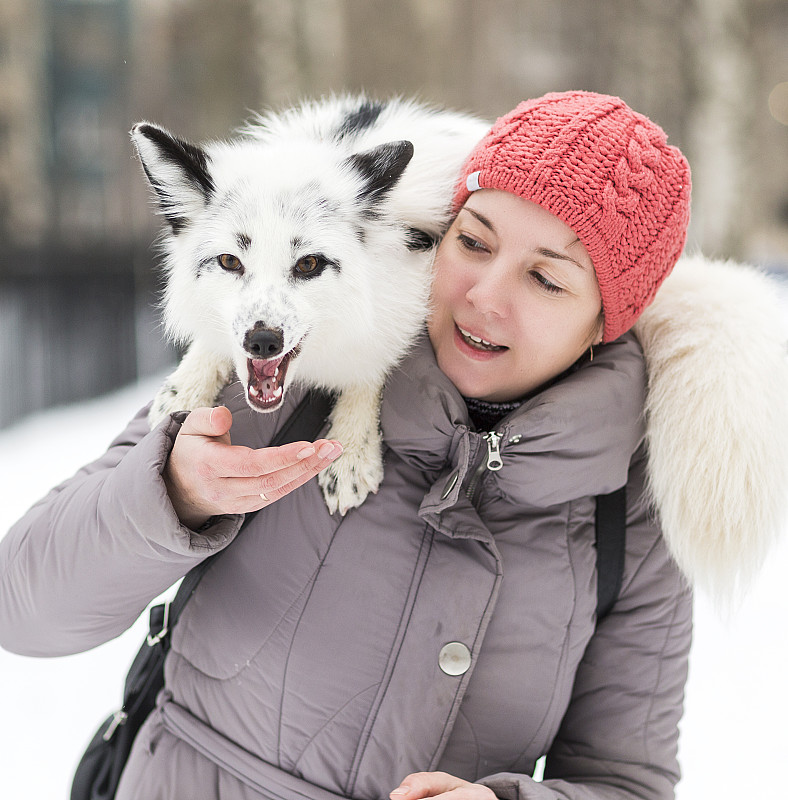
<box><xmin>0</xmin><ymin>0</ymin><xmax>786</xmax><ymax>425</ymax></box>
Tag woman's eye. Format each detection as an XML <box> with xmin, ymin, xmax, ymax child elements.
<box><xmin>217</xmin><ymin>253</ymin><xmax>244</xmax><ymax>272</ymax></box>
<box><xmin>532</xmin><ymin>271</ymin><xmax>564</xmax><ymax>294</ymax></box>
<box><xmin>456</xmin><ymin>233</ymin><xmax>489</xmax><ymax>253</ymax></box>
<box><xmin>293</xmin><ymin>254</ymin><xmax>326</xmax><ymax>277</ymax></box>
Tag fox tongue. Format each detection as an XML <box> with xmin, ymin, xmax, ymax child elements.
<box><xmin>253</xmin><ymin>357</ymin><xmax>282</xmax><ymax>380</ymax></box>
<box><xmin>250</xmin><ymin>357</ymin><xmax>285</xmax><ymax>402</ymax></box>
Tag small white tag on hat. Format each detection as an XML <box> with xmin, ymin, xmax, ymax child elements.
<box><xmin>466</xmin><ymin>171</ymin><xmax>482</xmax><ymax>192</ymax></box>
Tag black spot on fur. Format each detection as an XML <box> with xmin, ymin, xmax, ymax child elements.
<box><xmin>195</xmin><ymin>256</ymin><xmax>216</xmax><ymax>278</ymax></box>
<box><xmin>406</xmin><ymin>228</ymin><xmax>438</xmax><ymax>251</ymax></box>
<box><xmin>236</xmin><ymin>233</ymin><xmax>252</xmax><ymax>250</ymax></box>
<box><xmin>314</xmin><ymin>196</ymin><xmax>339</xmax><ymax>215</ymax></box>
<box><xmin>347</xmin><ymin>141</ymin><xmax>414</xmax><ymax>206</ymax></box>
<box><xmin>167</xmin><ymin>214</ymin><xmax>189</xmax><ymax>234</ymax></box>
<box><xmin>291</xmin><ymin>235</ymin><xmax>304</xmax><ymax>250</ymax></box>
<box><xmin>336</xmin><ymin>101</ymin><xmax>384</xmax><ymax>141</ymax></box>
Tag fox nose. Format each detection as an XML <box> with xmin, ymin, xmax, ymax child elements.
<box><xmin>245</xmin><ymin>327</ymin><xmax>284</xmax><ymax>358</ymax></box>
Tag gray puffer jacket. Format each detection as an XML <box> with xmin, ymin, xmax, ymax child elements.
<box><xmin>0</xmin><ymin>331</ymin><xmax>691</xmax><ymax>800</ymax></box>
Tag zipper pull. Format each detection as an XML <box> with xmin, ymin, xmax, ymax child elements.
<box><xmin>102</xmin><ymin>709</ymin><xmax>129</xmax><ymax>742</ymax></box>
<box><xmin>483</xmin><ymin>431</ymin><xmax>503</xmax><ymax>471</ymax></box>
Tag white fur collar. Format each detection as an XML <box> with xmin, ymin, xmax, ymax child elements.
<box><xmin>635</xmin><ymin>253</ymin><xmax>788</xmax><ymax>605</ymax></box>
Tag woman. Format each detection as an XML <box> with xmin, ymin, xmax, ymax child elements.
<box><xmin>0</xmin><ymin>92</ymin><xmax>763</xmax><ymax>800</ymax></box>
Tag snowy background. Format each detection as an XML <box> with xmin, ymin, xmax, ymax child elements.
<box><xmin>1</xmin><ymin>375</ymin><xmax>787</xmax><ymax>799</ymax></box>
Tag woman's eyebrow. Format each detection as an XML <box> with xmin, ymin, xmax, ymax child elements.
<box><xmin>536</xmin><ymin>247</ymin><xmax>589</xmax><ymax>272</ymax></box>
<box><xmin>462</xmin><ymin>207</ymin><xmax>496</xmax><ymax>233</ymax></box>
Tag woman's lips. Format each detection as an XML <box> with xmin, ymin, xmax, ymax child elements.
<box><xmin>454</xmin><ymin>324</ymin><xmax>508</xmax><ymax>359</ymax></box>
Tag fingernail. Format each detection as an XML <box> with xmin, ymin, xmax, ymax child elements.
<box><xmin>296</xmin><ymin>446</ymin><xmax>316</xmax><ymax>460</ymax></box>
<box><xmin>390</xmin><ymin>787</ymin><xmax>410</xmax><ymax>796</ymax></box>
<box><xmin>318</xmin><ymin>442</ymin><xmax>337</xmax><ymax>459</ymax></box>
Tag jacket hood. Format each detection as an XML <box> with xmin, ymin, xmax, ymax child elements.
<box><xmin>635</xmin><ymin>253</ymin><xmax>788</xmax><ymax>605</ymax></box>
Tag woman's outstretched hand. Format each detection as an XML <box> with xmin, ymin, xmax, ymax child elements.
<box><xmin>390</xmin><ymin>772</ymin><xmax>497</xmax><ymax>800</ymax></box>
<box><xmin>163</xmin><ymin>405</ymin><xmax>343</xmax><ymax>529</ymax></box>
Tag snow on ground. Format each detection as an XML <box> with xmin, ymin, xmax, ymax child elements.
<box><xmin>1</xmin><ymin>377</ymin><xmax>787</xmax><ymax>799</ymax></box>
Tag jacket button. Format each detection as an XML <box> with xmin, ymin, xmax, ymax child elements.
<box><xmin>438</xmin><ymin>642</ymin><xmax>472</xmax><ymax>676</ymax></box>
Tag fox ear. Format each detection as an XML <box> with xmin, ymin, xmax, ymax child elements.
<box><xmin>130</xmin><ymin>122</ymin><xmax>215</xmax><ymax>232</ymax></box>
<box><xmin>345</xmin><ymin>140</ymin><xmax>414</xmax><ymax>206</ymax></box>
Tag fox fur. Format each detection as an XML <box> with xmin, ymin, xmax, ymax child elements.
<box><xmin>635</xmin><ymin>253</ymin><xmax>788</xmax><ymax>605</ymax></box>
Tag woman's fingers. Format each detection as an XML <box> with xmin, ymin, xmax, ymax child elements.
<box><xmin>216</xmin><ymin>440</ymin><xmax>343</xmax><ymax>504</ymax></box>
<box><xmin>165</xmin><ymin>406</ymin><xmax>343</xmax><ymax>526</ymax></box>
<box><xmin>390</xmin><ymin>773</ymin><xmax>496</xmax><ymax>800</ymax></box>
<box><xmin>178</xmin><ymin>405</ymin><xmax>234</xmax><ymax>442</ymax></box>
<box><xmin>213</xmin><ymin>439</ymin><xmax>341</xmax><ymax>480</ymax></box>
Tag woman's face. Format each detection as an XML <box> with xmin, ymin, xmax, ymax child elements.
<box><xmin>428</xmin><ymin>189</ymin><xmax>604</xmax><ymax>403</ymax></box>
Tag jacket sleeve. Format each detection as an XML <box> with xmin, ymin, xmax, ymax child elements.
<box><xmin>0</xmin><ymin>406</ymin><xmax>243</xmax><ymax>657</ymax></box>
<box><xmin>479</xmin><ymin>448</ymin><xmax>693</xmax><ymax>800</ymax></box>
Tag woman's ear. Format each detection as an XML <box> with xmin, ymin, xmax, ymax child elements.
<box><xmin>593</xmin><ymin>310</ymin><xmax>605</xmax><ymax>345</ymax></box>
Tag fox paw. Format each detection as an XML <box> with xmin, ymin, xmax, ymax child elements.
<box><xmin>148</xmin><ymin>382</ymin><xmax>186</xmax><ymax>427</ymax></box>
<box><xmin>148</xmin><ymin>375</ymin><xmax>228</xmax><ymax>428</ymax></box>
<box><xmin>148</xmin><ymin>347</ymin><xmax>233</xmax><ymax>428</ymax></box>
<box><xmin>318</xmin><ymin>442</ymin><xmax>384</xmax><ymax>515</ymax></box>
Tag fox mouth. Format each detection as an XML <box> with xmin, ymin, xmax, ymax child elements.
<box><xmin>246</xmin><ymin>349</ymin><xmax>298</xmax><ymax>410</ymax></box>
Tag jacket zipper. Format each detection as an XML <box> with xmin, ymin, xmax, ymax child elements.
<box><xmin>465</xmin><ymin>430</ymin><xmax>503</xmax><ymax>504</ymax></box>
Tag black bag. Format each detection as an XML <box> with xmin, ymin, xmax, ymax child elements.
<box><xmin>70</xmin><ymin>603</ymin><xmax>171</xmax><ymax>800</ymax></box>
<box><xmin>70</xmin><ymin>390</ymin><xmax>334</xmax><ymax>800</ymax></box>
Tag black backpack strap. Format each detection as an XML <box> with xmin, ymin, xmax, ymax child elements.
<box><xmin>595</xmin><ymin>485</ymin><xmax>627</xmax><ymax>620</ymax></box>
<box><xmin>151</xmin><ymin>388</ymin><xmax>335</xmax><ymax>640</ymax></box>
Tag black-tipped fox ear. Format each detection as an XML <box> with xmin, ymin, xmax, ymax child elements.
<box><xmin>130</xmin><ymin>122</ymin><xmax>215</xmax><ymax>233</ymax></box>
<box><xmin>345</xmin><ymin>140</ymin><xmax>414</xmax><ymax>206</ymax></box>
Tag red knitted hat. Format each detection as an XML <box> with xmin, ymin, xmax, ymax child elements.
<box><xmin>453</xmin><ymin>91</ymin><xmax>692</xmax><ymax>342</ymax></box>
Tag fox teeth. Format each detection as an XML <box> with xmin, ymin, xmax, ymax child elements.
<box><xmin>459</xmin><ymin>326</ymin><xmax>497</xmax><ymax>348</ymax></box>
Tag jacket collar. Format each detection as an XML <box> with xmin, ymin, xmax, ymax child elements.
<box><xmin>380</xmin><ymin>332</ymin><xmax>647</xmax><ymax>508</ymax></box>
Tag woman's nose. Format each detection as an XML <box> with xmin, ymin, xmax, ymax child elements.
<box><xmin>465</xmin><ymin>263</ymin><xmax>509</xmax><ymax>317</ymax></box>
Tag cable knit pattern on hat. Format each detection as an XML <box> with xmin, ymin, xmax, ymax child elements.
<box><xmin>453</xmin><ymin>91</ymin><xmax>691</xmax><ymax>342</ymax></box>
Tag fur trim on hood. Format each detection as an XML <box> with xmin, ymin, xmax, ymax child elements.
<box><xmin>634</xmin><ymin>253</ymin><xmax>788</xmax><ymax>606</ymax></box>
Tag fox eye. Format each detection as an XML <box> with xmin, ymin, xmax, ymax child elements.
<box><xmin>293</xmin><ymin>254</ymin><xmax>327</xmax><ymax>278</ymax></box>
<box><xmin>217</xmin><ymin>253</ymin><xmax>244</xmax><ymax>273</ymax></box>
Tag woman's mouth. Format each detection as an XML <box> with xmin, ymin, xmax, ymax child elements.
<box><xmin>456</xmin><ymin>325</ymin><xmax>507</xmax><ymax>353</ymax></box>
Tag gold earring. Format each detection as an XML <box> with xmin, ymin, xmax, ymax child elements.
<box><xmin>589</xmin><ymin>344</ymin><xmax>594</xmax><ymax>362</ymax></box>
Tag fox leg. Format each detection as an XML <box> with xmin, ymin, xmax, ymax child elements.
<box><xmin>148</xmin><ymin>342</ymin><xmax>234</xmax><ymax>428</ymax></box>
<box><xmin>318</xmin><ymin>382</ymin><xmax>385</xmax><ymax>515</ymax></box>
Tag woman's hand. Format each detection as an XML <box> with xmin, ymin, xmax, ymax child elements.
<box><xmin>163</xmin><ymin>405</ymin><xmax>343</xmax><ymax>529</ymax></box>
<box><xmin>390</xmin><ymin>772</ymin><xmax>497</xmax><ymax>800</ymax></box>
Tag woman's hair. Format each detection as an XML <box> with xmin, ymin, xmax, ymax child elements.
<box><xmin>453</xmin><ymin>91</ymin><xmax>691</xmax><ymax>342</ymax></box>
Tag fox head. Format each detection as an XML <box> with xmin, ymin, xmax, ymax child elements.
<box><xmin>131</xmin><ymin>119</ymin><xmax>427</xmax><ymax>411</ymax></box>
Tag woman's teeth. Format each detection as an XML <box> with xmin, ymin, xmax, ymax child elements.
<box><xmin>458</xmin><ymin>326</ymin><xmax>505</xmax><ymax>351</ymax></box>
